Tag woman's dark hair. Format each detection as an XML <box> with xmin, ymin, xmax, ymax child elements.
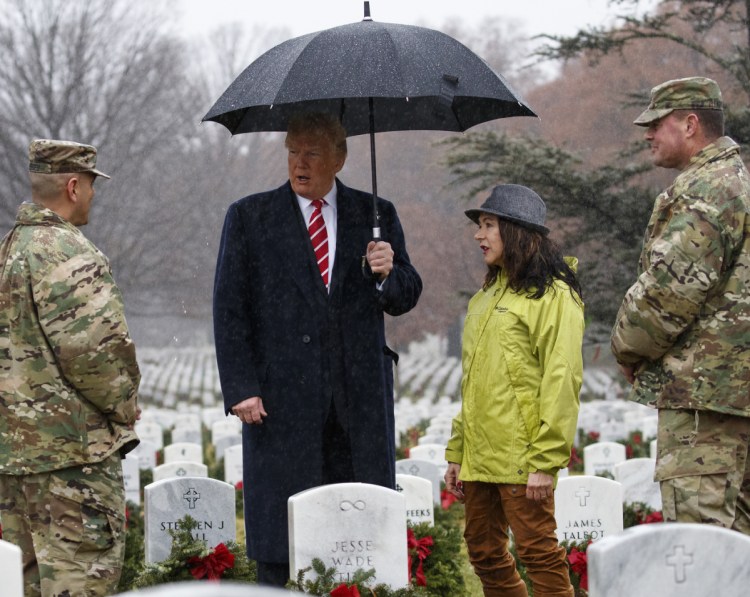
<box><xmin>483</xmin><ymin>217</ymin><xmax>582</xmax><ymax>301</ymax></box>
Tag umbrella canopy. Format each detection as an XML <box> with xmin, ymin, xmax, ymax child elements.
<box><xmin>203</xmin><ymin>2</ymin><xmax>536</xmax><ymax>236</ymax></box>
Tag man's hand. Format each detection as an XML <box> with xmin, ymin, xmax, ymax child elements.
<box><xmin>444</xmin><ymin>462</ymin><xmax>464</xmax><ymax>501</ymax></box>
<box><xmin>366</xmin><ymin>241</ymin><xmax>394</xmax><ymax>279</ymax></box>
<box><xmin>526</xmin><ymin>471</ymin><xmax>554</xmax><ymax>503</ymax></box>
<box><xmin>231</xmin><ymin>396</ymin><xmax>268</xmax><ymax>425</ymax></box>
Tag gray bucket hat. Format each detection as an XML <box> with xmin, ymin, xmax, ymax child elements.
<box><xmin>465</xmin><ymin>184</ymin><xmax>549</xmax><ymax>235</ymax></box>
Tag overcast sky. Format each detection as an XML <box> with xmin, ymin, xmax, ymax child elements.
<box><xmin>177</xmin><ymin>0</ymin><xmax>658</xmax><ymax>41</ymax></box>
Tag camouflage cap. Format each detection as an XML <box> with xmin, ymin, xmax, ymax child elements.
<box><xmin>28</xmin><ymin>139</ymin><xmax>111</xmax><ymax>179</ymax></box>
<box><xmin>633</xmin><ymin>77</ymin><xmax>723</xmax><ymax>126</ymax></box>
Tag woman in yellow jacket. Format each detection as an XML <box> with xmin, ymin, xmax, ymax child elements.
<box><xmin>445</xmin><ymin>184</ymin><xmax>584</xmax><ymax>597</ymax></box>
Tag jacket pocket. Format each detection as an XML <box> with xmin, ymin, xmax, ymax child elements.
<box><xmin>48</xmin><ymin>471</ymin><xmax>125</xmax><ymax>562</ymax></box>
<box><xmin>655</xmin><ymin>444</ymin><xmax>735</xmax><ymax>481</ymax></box>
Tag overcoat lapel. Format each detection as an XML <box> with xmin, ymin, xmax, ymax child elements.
<box><xmin>329</xmin><ymin>181</ymin><xmax>368</xmax><ymax>302</ymax></box>
<box><xmin>276</xmin><ymin>184</ymin><xmax>328</xmax><ymax>306</ymax></box>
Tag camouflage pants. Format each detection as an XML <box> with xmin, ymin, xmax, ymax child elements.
<box><xmin>0</xmin><ymin>454</ymin><xmax>126</xmax><ymax>597</ymax></box>
<box><xmin>656</xmin><ymin>409</ymin><xmax>750</xmax><ymax>534</ymax></box>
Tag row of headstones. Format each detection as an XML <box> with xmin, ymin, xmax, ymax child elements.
<box><xmin>396</xmin><ymin>353</ymin><xmax>622</xmax><ymax>406</ymax></box>
<box><xmin>5</xmin><ymin>474</ymin><xmax>750</xmax><ymax>596</ymax></box>
<box><xmin>397</xmin><ymin>399</ymin><xmax>659</xmax><ymax>448</ymax></box>
<box><xmin>129</xmin><ymin>403</ymin><xmax>662</xmax><ymax>513</ymax></box>
<box><xmin>137</xmin><ymin>347</ymin><xmax>222</xmax><ymax>408</ymax></box>
<box><xmin>6</xmin><ymin>460</ymin><xmax>750</xmax><ymax>596</ymax></box>
<box><xmin>394</xmin><ymin>396</ymin><xmax>457</xmax><ymax>439</ymax></box>
<box><xmin>123</xmin><ymin>411</ymin><xmax>245</xmax><ymax>505</ymax></box>
<box><xmin>396</xmin><ymin>406</ymin><xmax>663</xmax><ymax>511</ymax></box>
<box><xmin>143</xmin><ymin>473</ymin><xmax>628</xmax><ymax>579</ymax></box>
<box><xmin>135</xmin><ymin>336</ymin><xmax>624</xmax><ymax>414</ymax></box>
<box><xmin>142</xmin><ymin>471</ymin><xmax>437</xmax><ymax>566</ymax></box>
<box><xmin>551</xmin><ymin>476</ymin><xmax>750</xmax><ymax>595</ymax></box>
<box><xmin>577</xmin><ymin>399</ymin><xmax>658</xmax><ymax>443</ymax></box>
<box><xmin>397</xmin><ymin>399</ymin><xmax>658</xmax><ymax>451</ymax></box>
<box><xmin>5</xmin><ymin>524</ymin><xmax>750</xmax><ymax>597</ymax></box>
<box><xmin>397</xmin><ymin>445</ymin><xmax>662</xmax><ymax>512</ymax></box>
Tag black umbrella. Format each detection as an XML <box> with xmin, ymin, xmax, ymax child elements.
<box><xmin>203</xmin><ymin>1</ymin><xmax>536</xmax><ymax>239</ymax></box>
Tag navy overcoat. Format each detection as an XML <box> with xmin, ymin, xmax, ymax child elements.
<box><xmin>213</xmin><ymin>179</ymin><xmax>422</xmax><ymax>562</ymax></box>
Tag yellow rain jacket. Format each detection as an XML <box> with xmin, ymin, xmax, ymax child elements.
<box><xmin>445</xmin><ymin>260</ymin><xmax>584</xmax><ymax>484</ymax></box>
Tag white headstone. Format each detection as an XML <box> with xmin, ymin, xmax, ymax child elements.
<box><xmin>150</xmin><ymin>408</ymin><xmax>177</xmax><ymax>430</ymax></box>
<box><xmin>584</xmin><ymin>442</ymin><xmax>627</xmax><ymax>476</ymax></box>
<box><xmin>650</xmin><ymin>438</ymin><xmax>657</xmax><ymax>459</ymax></box>
<box><xmin>417</xmin><ymin>434</ymin><xmax>449</xmax><ymax>446</ymax></box>
<box><xmin>132</xmin><ymin>440</ymin><xmax>158</xmax><ymax>470</ymax></box>
<box><xmin>202</xmin><ymin>407</ymin><xmax>227</xmax><ymax>429</ymax></box>
<box><xmin>214</xmin><ymin>434</ymin><xmax>242</xmax><ymax>461</ymax></box>
<box><xmin>135</xmin><ymin>421</ymin><xmax>164</xmax><ymax>450</ymax></box>
<box><xmin>153</xmin><ymin>461</ymin><xmax>209</xmax><ymax>482</ymax></box>
<box><xmin>409</xmin><ymin>444</ymin><xmax>446</xmax><ymax>466</ymax></box>
<box><xmin>171</xmin><ymin>426</ymin><xmax>203</xmax><ymax>447</ymax></box>
<box><xmin>224</xmin><ymin>444</ymin><xmax>244</xmax><ymax>487</ymax></box>
<box><xmin>164</xmin><ymin>442</ymin><xmax>203</xmax><ymax>464</ymax></box>
<box><xmin>173</xmin><ymin>412</ymin><xmax>201</xmax><ymax>430</ymax></box>
<box><xmin>288</xmin><ymin>483</ymin><xmax>408</xmax><ymax>588</ymax></box>
<box><xmin>123</xmin><ymin>453</ymin><xmax>141</xmax><ymax>505</ymax></box>
<box><xmin>554</xmin><ymin>476</ymin><xmax>624</xmax><ymax>543</ymax></box>
<box><xmin>395</xmin><ymin>459</ymin><xmax>442</xmax><ymax>504</ymax></box>
<box><xmin>639</xmin><ymin>415</ymin><xmax>658</xmax><ymax>441</ymax></box>
<box><xmin>613</xmin><ymin>458</ymin><xmax>661</xmax><ymax>510</ymax></box>
<box><xmin>395</xmin><ymin>474</ymin><xmax>434</xmax><ymax>526</ymax></box>
<box><xmin>144</xmin><ymin>477</ymin><xmax>236</xmax><ymax>563</ymax></box>
<box><xmin>588</xmin><ymin>523</ymin><xmax>750</xmax><ymax>596</ymax></box>
<box><xmin>211</xmin><ymin>418</ymin><xmax>241</xmax><ymax>444</ymax></box>
<box><xmin>0</xmin><ymin>539</ymin><xmax>23</xmax><ymax>597</ymax></box>
<box><xmin>596</xmin><ymin>421</ymin><xmax>626</xmax><ymax>443</ymax></box>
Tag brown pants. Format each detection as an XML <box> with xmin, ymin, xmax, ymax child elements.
<box><xmin>463</xmin><ymin>481</ymin><xmax>573</xmax><ymax>597</ymax></box>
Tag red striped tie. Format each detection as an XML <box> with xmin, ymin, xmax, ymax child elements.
<box><xmin>308</xmin><ymin>199</ymin><xmax>329</xmax><ymax>287</ymax></box>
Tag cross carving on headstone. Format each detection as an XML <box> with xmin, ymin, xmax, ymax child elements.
<box><xmin>603</xmin><ymin>447</ymin><xmax>611</xmax><ymax>458</ymax></box>
<box><xmin>575</xmin><ymin>487</ymin><xmax>591</xmax><ymax>507</ymax></box>
<box><xmin>184</xmin><ymin>487</ymin><xmax>201</xmax><ymax>509</ymax></box>
<box><xmin>396</xmin><ymin>484</ymin><xmax>403</xmax><ymax>492</ymax></box>
<box><xmin>408</xmin><ymin>464</ymin><xmax>420</xmax><ymax>475</ymax></box>
<box><xmin>176</xmin><ymin>468</ymin><xmax>187</xmax><ymax>477</ymax></box>
<box><xmin>665</xmin><ymin>545</ymin><xmax>694</xmax><ymax>583</ymax></box>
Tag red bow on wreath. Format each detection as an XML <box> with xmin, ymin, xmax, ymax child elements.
<box><xmin>187</xmin><ymin>543</ymin><xmax>235</xmax><ymax>580</ymax></box>
<box><xmin>330</xmin><ymin>583</ymin><xmax>361</xmax><ymax>597</ymax></box>
<box><xmin>567</xmin><ymin>545</ymin><xmax>589</xmax><ymax>591</ymax></box>
<box><xmin>407</xmin><ymin>528</ymin><xmax>434</xmax><ymax>586</ymax></box>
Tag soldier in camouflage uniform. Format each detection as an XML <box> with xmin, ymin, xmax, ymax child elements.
<box><xmin>0</xmin><ymin>140</ymin><xmax>140</xmax><ymax>596</ymax></box>
<box><xmin>611</xmin><ymin>78</ymin><xmax>750</xmax><ymax>533</ymax></box>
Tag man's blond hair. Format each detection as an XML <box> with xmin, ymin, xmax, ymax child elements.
<box><xmin>285</xmin><ymin>112</ymin><xmax>347</xmax><ymax>157</ymax></box>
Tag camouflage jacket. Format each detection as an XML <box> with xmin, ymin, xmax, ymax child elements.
<box><xmin>0</xmin><ymin>202</ymin><xmax>140</xmax><ymax>474</ymax></box>
<box><xmin>611</xmin><ymin>136</ymin><xmax>750</xmax><ymax>415</ymax></box>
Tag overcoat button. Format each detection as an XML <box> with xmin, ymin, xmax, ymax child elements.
<box><xmin>302</xmin><ymin>335</ymin><xmax>311</xmax><ymax>343</ymax></box>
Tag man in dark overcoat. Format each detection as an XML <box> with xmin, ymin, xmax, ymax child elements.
<box><xmin>213</xmin><ymin>112</ymin><xmax>422</xmax><ymax>586</ymax></box>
